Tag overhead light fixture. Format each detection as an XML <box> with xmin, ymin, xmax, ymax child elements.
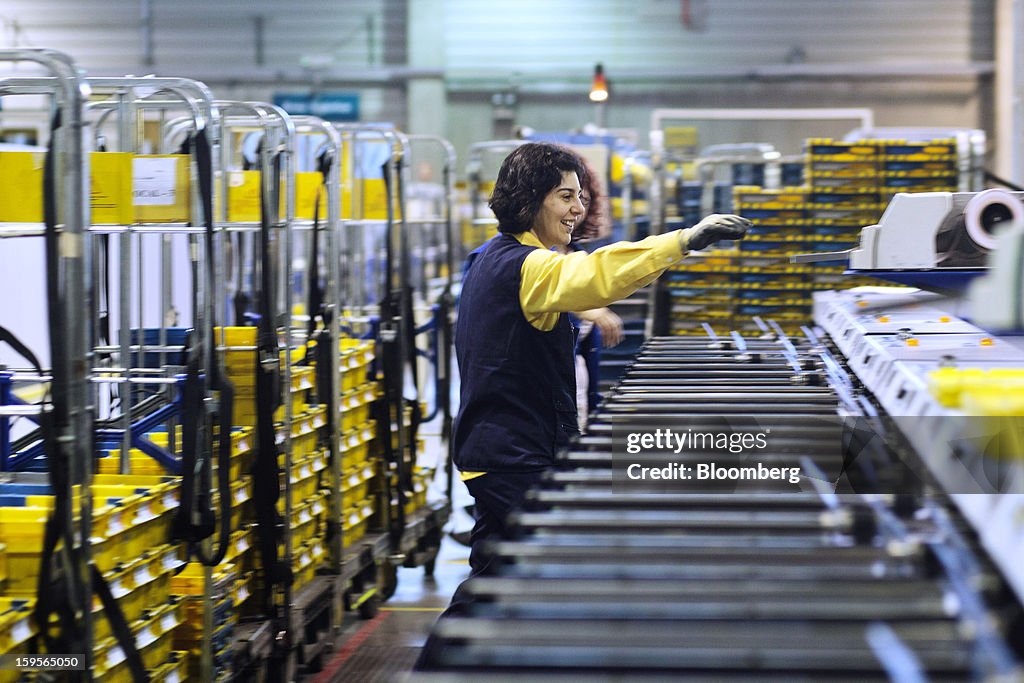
<box><xmin>589</xmin><ymin>63</ymin><xmax>608</xmax><ymax>103</ymax></box>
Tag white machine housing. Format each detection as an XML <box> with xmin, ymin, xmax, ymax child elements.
<box><xmin>849</xmin><ymin>189</ymin><xmax>1024</xmax><ymax>270</ymax></box>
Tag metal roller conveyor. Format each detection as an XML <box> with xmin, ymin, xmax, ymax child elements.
<box><xmin>460</xmin><ymin>577</ymin><xmax>955</xmax><ymax>604</ymax></box>
<box><xmin>560</xmin><ymin>446</ymin><xmax>836</xmax><ymax>461</ymax></box>
<box><xmin>640</xmin><ymin>339</ymin><xmax>808</xmax><ymax>350</ymax></box>
<box><xmin>630</xmin><ymin>355</ymin><xmax>812</xmax><ymax>367</ymax></box>
<box><xmin>487</xmin><ymin>544</ymin><xmax>914</xmax><ymax>575</ymax></box>
<box><xmin>528</xmin><ymin>488</ymin><xmax>845</xmax><ymax>509</ymax></box>
<box><xmin>606</xmin><ymin>389</ymin><xmax>835</xmax><ymax>401</ymax></box>
<box><xmin>612</xmin><ymin>384</ymin><xmax>832</xmax><ymax>393</ymax></box>
<box><xmin>509</xmin><ymin>509</ymin><xmax>843</xmax><ymax>533</ymax></box>
<box><xmin>601</xmin><ymin>403</ymin><xmax>837</xmax><ymax>414</ymax></box>
<box><xmin>423</xmin><ymin>618</ymin><xmax>974</xmax><ymax>677</ymax></box>
<box><xmin>582</xmin><ymin>421</ymin><xmax>841</xmax><ymax>443</ymax></box>
<box><xmin>494</xmin><ymin>558</ymin><xmax>927</xmax><ymax>583</ymax></box>
<box><xmin>619</xmin><ymin>369</ymin><xmax>811</xmax><ymax>383</ymax></box>
<box><xmin>626</xmin><ymin>361</ymin><xmax>809</xmax><ymax>372</ymax></box>
<box><xmin>417</xmin><ymin>333</ymin><xmax>1021</xmax><ymax>681</ymax></box>
<box><xmin>513</xmin><ymin>530</ymin><xmax>852</xmax><ymax>550</ymax></box>
<box><xmin>616</xmin><ymin>375</ymin><xmax>812</xmax><ymax>386</ymax></box>
<box><xmin>461</xmin><ymin>577</ymin><xmax>961</xmax><ymax>621</ymax></box>
<box><xmin>553</xmin><ymin>451</ymin><xmax>833</xmax><ymax>471</ymax></box>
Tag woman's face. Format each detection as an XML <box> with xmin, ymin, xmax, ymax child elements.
<box><xmin>530</xmin><ymin>171</ymin><xmax>585</xmax><ymax>248</ymax></box>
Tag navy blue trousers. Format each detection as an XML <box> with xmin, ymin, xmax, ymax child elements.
<box><xmin>464</xmin><ymin>470</ymin><xmax>545</xmax><ymax>575</ymax></box>
<box><xmin>416</xmin><ymin>469</ymin><xmax>545</xmax><ymax>669</ymax></box>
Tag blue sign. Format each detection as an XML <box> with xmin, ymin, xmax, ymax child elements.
<box><xmin>273</xmin><ymin>92</ymin><xmax>360</xmax><ymax>122</ymax></box>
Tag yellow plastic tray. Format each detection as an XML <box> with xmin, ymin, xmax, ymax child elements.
<box><xmin>94</xmin><ymin>600</ymin><xmax>182</xmax><ymax>682</ymax></box>
<box><xmin>147</xmin><ymin>651</ymin><xmax>189</xmax><ymax>683</ymax></box>
<box><xmin>0</xmin><ymin>597</ymin><xmax>34</xmax><ymax>657</ymax></box>
<box><xmin>340</xmin><ymin>422</ymin><xmax>376</xmax><ymax>470</ymax></box>
<box><xmin>96</xmin><ymin>546</ymin><xmax>179</xmax><ymax>630</ymax></box>
<box><xmin>341</xmin><ymin>464</ymin><xmax>375</xmax><ymax>510</ymax></box>
<box><xmin>170</xmin><ymin>562</ymin><xmax>238</xmax><ymax>598</ymax></box>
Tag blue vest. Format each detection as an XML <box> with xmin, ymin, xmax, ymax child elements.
<box><xmin>453</xmin><ymin>233</ymin><xmax>578</xmax><ymax>472</ymax></box>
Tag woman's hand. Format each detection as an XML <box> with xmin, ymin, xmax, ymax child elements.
<box><xmin>576</xmin><ymin>307</ymin><xmax>624</xmax><ymax>348</ymax></box>
<box><xmin>680</xmin><ymin>214</ymin><xmax>751</xmax><ymax>251</ymax></box>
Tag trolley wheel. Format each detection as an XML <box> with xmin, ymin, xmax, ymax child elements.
<box><xmin>378</xmin><ymin>559</ymin><xmax>399</xmax><ymax>601</ymax></box>
<box><xmin>357</xmin><ymin>591</ymin><xmax>380</xmax><ymax>620</ymax></box>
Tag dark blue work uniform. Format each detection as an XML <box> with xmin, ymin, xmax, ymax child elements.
<box><xmin>452</xmin><ymin>231</ymin><xmax>579</xmax><ymax>584</ymax></box>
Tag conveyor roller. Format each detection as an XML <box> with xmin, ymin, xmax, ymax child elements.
<box><xmin>416</xmin><ymin>333</ymin><xmax>1022</xmax><ymax>681</ymax></box>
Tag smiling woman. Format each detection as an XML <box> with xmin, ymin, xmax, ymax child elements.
<box><xmin>424</xmin><ymin>141</ymin><xmax>752</xmax><ymax>628</ymax></box>
<box><xmin>531</xmin><ymin>169</ymin><xmax>584</xmax><ymax>248</ymax></box>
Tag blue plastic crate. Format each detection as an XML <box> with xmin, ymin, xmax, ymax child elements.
<box><xmin>127</xmin><ymin>327</ymin><xmax>190</xmax><ymax>369</ymax></box>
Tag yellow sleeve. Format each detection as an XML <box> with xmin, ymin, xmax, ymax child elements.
<box><xmin>519</xmin><ymin>231</ymin><xmax>685</xmax><ymax>331</ymax></box>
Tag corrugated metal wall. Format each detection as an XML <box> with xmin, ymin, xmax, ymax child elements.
<box><xmin>437</xmin><ymin>0</ymin><xmax>995</xmax><ymax>165</ymax></box>
<box><xmin>0</xmin><ymin>0</ymin><xmax>387</xmax><ymax>74</ymax></box>
<box><xmin>443</xmin><ymin>0</ymin><xmax>991</xmax><ymax>79</ymax></box>
<box><xmin>0</xmin><ymin>1</ymin><xmax>991</xmax><ymax>80</ymax></box>
<box><xmin>0</xmin><ymin>0</ymin><xmax>408</xmax><ymax>126</ymax></box>
<box><xmin>0</xmin><ymin>0</ymin><xmax>997</xmax><ymax>165</ymax></box>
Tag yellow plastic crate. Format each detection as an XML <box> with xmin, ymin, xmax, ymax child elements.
<box><xmin>403</xmin><ymin>470</ymin><xmax>431</xmax><ymax>516</ymax></box>
<box><xmin>96</xmin><ymin>546</ymin><xmax>180</xmax><ymax>630</ymax></box>
<box><xmin>148</xmin><ymin>425</ymin><xmax>254</xmax><ymax>470</ymax></box>
<box><xmin>291</xmin><ymin>538</ymin><xmax>326</xmax><ymax>592</ymax></box>
<box><xmin>90</xmin><ymin>476</ymin><xmax>180</xmax><ymax>570</ymax></box>
<box><xmin>214</xmin><ymin>325</ymin><xmax>257</xmax><ymax>348</ymax></box>
<box><xmin>282</xmin><ymin>494</ymin><xmax>324</xmax><ymax>548</ymax></box>
<box><xmin>732</xmin><ymin>186</ymin><xmax>808</xmax><ymax>207</ymax></box>
<box><xmin>805</xmin><ymin>138</ymin><xmax>878</xmax><ymax>161</ymax></box>
<box><xmin>148</xmin><ymin>651</ymin><xmax>189</xmax><ymax>683</ymax></box>
<box><xmin>96</xmin><ymin>447</ymin><xmax>179</xmax><ymax>476</ymax></box>
<box><xmin>170</xmin><ymin>562</ymin><xmax>238</xmax><ymax>598</ymax></box>
<box><xmin>0</xmin><ymin>610</ymin><xmax>32</xmax><ymax>682</ymax></box>
<box><xmin>340</xmin><ymin>422</ymin><xmax>376</xmax><ymax>470</ymax></box>
<box><xmin>178</xmin><ymin>592</ymin><xmax>233</xmax><ymax>639</ymax></box>
<box><xmin>234</xmin><ymin>368</ymin><xmax>318</xmax><ymax>425</ymax></box>
<box><xmin>0</xmin><ymin>506</ymin><xmax>48</xmax><ymax>592</ymax></box>
<box><xmin>94</xmin><ymin>600</ymin><xmax>182</xmax><ymax>682</ymax></box>
<box><xmin>278</xmin><ymin>405</ymin><xmax>328</xmax><ymax>459</ymax></box>
<box><xmin>93</xmin><ymin>514</ymin><xmax>169</xmax><ymax>577</ymax></box>
<box><xmin>927</xmin><ymin>368</ymin><xmax>1024</xmax><ymax>411</ymax></box>
<box><xmin>282</xmin><ymin>449</ymin><xmax>327</xmax><ymax>505</ymax></box>
<box><xmin>341</xmin><ymin>498</ymin><xmax>374</xmax><ymax>546</ymax></box>
<box><xmin>341</xmin><ymin>365</ymin><xmax>370</xmax><ymax>392</ymax></box>
<box><xmin>234</xmin><ymin>571</ymin><xmax>255</xmax><ymax>611</ymax></box>
<box><xmin>339</xmin><ymin>340</ymin><xmax>375</xmax><ymax>387</ymax></box>
<box><xmin>0</xmin><ymin>597</ymin><xmax>34</xmax><ymax>658</ymax></box>
<box><xmin>341</xmin><ymin>464</ymin><xmax>375</xmax><ymax>510</ymax></box>
<box><xmin>210</xmin><ymin>477</ymin><xmax>252</xmax><ymax>531</ymax></box>
<box><xmin>177</xmin><ymin>621</ymin><xmax>234</xmax><ymax>669</ymax></box>
<box><xmin>339</xmin><ymin>385</ymin><xmax>379</xmax><ymax>431</ymax></box>
<box><xmin>223</xmin><ymin>527</ymin><xmax>253</xmax><ymax>569</ymax></box>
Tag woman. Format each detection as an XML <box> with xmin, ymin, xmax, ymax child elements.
<box><xmin>451</xmin><ymin>142</ymin><xmax>749</xmax><ymax>583</ymax></box>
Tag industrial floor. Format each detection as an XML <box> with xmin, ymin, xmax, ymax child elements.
<box><xmin>310</xmin><ymin>535</ymin><xmax>468</xmax><ymax>683</ymax></box>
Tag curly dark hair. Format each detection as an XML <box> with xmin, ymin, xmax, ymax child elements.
<box><xmin>572</xmin><ymin>158</ymin><xmax>606</xmax><ymax>242</ymax></box>
<box><xmin>489</xmin><ymin>142</ymin><xmax>587</xmax><ymax>234</ymax></box>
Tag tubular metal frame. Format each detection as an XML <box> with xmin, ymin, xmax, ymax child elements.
<box><xmin>0</xmin><ymin>47</ymin><xmax>95</xmax><ymax>676</ymax></box>
<box><xmin>86</xmin><ymin>75</ymin><xmax>224</xmax><ymax>682</ymax></box>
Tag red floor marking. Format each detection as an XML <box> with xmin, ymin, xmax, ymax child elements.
<box><xmin>313</xmin><ymin>611</ymin><xmax>391</xmax><ymax>683</ymax></box>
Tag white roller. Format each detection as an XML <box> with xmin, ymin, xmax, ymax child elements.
<box><xmin>963</xmin><ymin>188</ymin><xmax>1024</xmax><ymax>250</ymax></box>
